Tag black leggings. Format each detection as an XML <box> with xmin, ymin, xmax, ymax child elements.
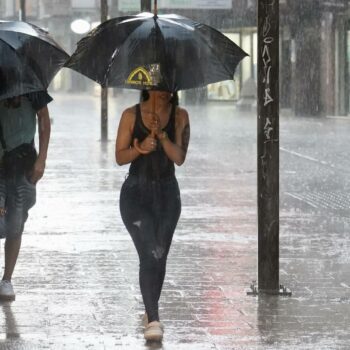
<box><xmin>119</xmin><ymin>175</ymin><xmax>181</xmax><ymax>323</ymax></box>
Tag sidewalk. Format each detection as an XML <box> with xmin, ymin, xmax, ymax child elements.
<box><xmin>0</xmin><ymin>92</ymin><xmax>349</xmax><ymax>349</ymax></box>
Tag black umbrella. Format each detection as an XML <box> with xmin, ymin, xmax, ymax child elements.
<box><xmin>65</xmin><ymin>12</ymin><xmax>248</xmax><ymax>92</ymax></box>
<box><xmin>0</xmin><ymin>20</ymin><xmax>69</xmax><ymax>100</ymax></box>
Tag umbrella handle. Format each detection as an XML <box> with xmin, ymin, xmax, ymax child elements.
<box><xmin>134</xmin><ymin>92</ymin><xmax>157</xmax><ymax>154</ymax></box>
<box><xmin>133</xmin><ymin>127</ymin><xmax>156</xmax><ymax>155</ymax></box>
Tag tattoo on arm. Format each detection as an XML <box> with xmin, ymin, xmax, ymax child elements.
<box><xmin>182</xmin><ymin>124</ymin><xmax>190</xmax><ymax>152</ymax></box>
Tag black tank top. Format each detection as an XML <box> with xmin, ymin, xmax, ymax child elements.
<box><xmin>129</xmin><ymin>103</ymin><xmax>176</xmax><ymax>180</ymax></box>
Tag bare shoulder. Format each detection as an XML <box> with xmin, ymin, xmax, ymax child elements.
<box><xmin>121</xmin><ymin>105</ymin><xmax>137</xmax><ymax>121</ymax></box>
<box><xmin>119</xmin><ymin>105</ymin><xmax>137</xmax><ymax>129</ymax></box>
<box><xmin>175</xmin><ymin>106</ymin><xmax>189</xmax><ymax>126</ymax></box>
<box><xmin>119</xmin><ymin>106</ymin><xmax>136</xmax><ymax>137</ymax></box>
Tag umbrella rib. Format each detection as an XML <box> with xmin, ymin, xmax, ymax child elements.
<box><xmin>160</xmin><ymin>17</ymin><xmax>195</xmax><ymax>31</ymax></box>
<box><xmin>154</xmin><ymin>19</ymin><xmax>169</xmax><ymax>85</ymax></box>
<box><xmin>102</xmin><ymin>47</ymin><xmax>120</xmax><ymax>86</ymax></box>
<box><xmin>100</xmin><ymin>30</ymin><xmax>142</xmax><ymax>86</ymax></box>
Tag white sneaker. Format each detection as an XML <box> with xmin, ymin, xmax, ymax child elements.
<box><xmin>142</xmin><ymin>313</ymin><xmax>148</xmax><ymax>326</ymax></box>
<box><xmin>0</xmin><ymin>280</ymin><xmax>15</xmax><ymax>301</ymax></box>
<box><xmin>144</xmin><ymin>321</ymin><xmax>163</xmax><ymax>341</ymax></box>
<box><xmin>142</xmin><ymin>313</ymin><xmax>164</xmax><ymax>329</ymax></box>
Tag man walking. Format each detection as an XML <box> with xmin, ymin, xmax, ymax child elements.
<box><xmin>0</xmin><ymin>91</ymin><xmax>51</xmax><ymax>300</ymax></box>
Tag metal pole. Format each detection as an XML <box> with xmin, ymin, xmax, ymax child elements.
<box><xmin>101</xmin><ymin>0</ymin><xmax>108</xmax><ymax>142</ymax></box>
<box><xmin>345</xmin><ymin>21</ymin><xmax>350</xmax><ymax>114</ymax></box>
<box><xmin>19</xmin><ymin>0</ymin><xmax>26</xmax><ymax>21</ymax></box>
<box><xmin>257</xmin><ymin>0</ymin><xmax>279</xmax><ymax>294</ymax></box>
<box><xmin>141</xmin><ymin>0</ymin><xmax>152</xmax><ymax>12</ymax></box>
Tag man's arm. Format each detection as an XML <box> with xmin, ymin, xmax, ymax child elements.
<box><xmin>31</xmin><ymin>106</ymin><xmax>51</xmax><ymax>184</ymax></box>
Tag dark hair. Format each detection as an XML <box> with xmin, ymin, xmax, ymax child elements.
<box><xmin>140</xmin><ymin>90</ymin><xmax>179</xmax><ymax>106</ymax></box>
<box><xmin>170</xmin><ymin>92</ymin><xmax>179</xmax><ymax>106</ymax></box>
<box><xmin>141</xmin><ymin>90</ymin><xmax>150</xmax><ymax>102</ymax></box>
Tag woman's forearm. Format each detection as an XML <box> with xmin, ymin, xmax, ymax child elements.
<box><xmin>116</xmin><ymin>146</ymin><xmax>140</xmax><ymax>165</ymax></box>
<box><xmin>160</xmin><ymin>138</ymin><xmax>186</xmax><ymax>166</ymax></box>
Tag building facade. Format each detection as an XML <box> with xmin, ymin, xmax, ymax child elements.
<box><xmin>280</xmin><ymin>0</ymin><xmax>349</xmax><ymax>116</ymax></box>
<box><xmin>1</xmin><ymin>0</ymin><xmax>349</xmax><ymax>116</ymax></box>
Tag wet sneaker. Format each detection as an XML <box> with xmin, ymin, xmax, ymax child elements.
<box><xmin>142</xmin><ymin>314</ymin><xmax>164</xmax><ymax>329</ymax></box>
<box><xmin>144</xmin><ymin>321</ymin><xmax>163</xmax><ymax>341</ymax></box>
<box><xmin>0</xmin><ymin>280</ymin><xmax>15</xmax><ymax>301</ymax></box>
<box><xmin>142</xmin><ymin>313</ymin><xmax>148</xmax><ymax>326</ymax></box>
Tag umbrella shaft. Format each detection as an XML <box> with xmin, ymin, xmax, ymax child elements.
<box><xmin>151</xmin><ymin>93</ymin><xmax>156</xmax><ymax>137</ymax></box>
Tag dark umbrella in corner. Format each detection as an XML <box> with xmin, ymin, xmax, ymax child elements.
<box><xmin>0</xmin><ymin>20</ymin><xmax>69</xmax><ymax>100</ymax></box>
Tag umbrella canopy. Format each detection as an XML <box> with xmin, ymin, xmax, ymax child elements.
<box><xmin>0</xmin><ymin>20</ymin><xmax>69</xmax><ymax>100</ymax></box>
<box><xmin>65</xmin><ymin>12</ymin><xmax>248</xmax><ymax>92</ymax></box>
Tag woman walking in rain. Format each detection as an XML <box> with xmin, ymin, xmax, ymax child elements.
<box><xmin>115</xmin><ymin>90</ymin><xmax>190</xmax><ymax>341</ymax></box>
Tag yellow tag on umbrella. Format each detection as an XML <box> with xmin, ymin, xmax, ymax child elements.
<box><xmin>126</xmin><ymin>64</ymin><xmax>161</xmax><ymax>87</ymax></box>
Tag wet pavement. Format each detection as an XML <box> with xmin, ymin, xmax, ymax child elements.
<box><xmin>0</xmin><ymin>91</ymin><xmax>349</xmax><ymax>349</ymax></box>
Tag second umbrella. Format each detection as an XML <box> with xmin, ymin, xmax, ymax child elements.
<box><xmin>0</xmin><ymin>20</ymin><xmax>69</xmax><ymax>100</ymax></box>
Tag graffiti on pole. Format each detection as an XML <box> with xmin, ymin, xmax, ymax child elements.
<box><xmin>259</xmin><ymin>0</ymin><xmax>278</xmax><ymax>180</ymax></box>
<box><xmin>262</xmin><ymin>5</ymin><xmax>274</xmax><ymax>107</ymax></box>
